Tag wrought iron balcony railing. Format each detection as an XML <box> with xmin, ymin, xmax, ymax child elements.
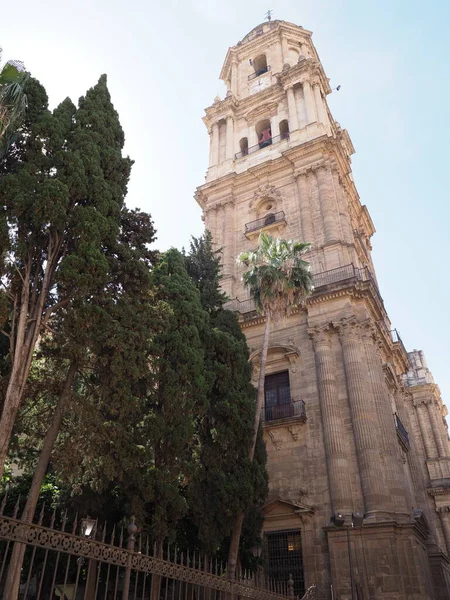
<box><xmin>224</xmin><ymin>263</ymin><xmax>385</xmax><ymax>317</ymax></box>
<box><xmin>245</xmin><ymin>211</ymin><xmax>286</xmax><ymax>235</ymax></box>
<box><xmin>395</xmin><ymin>413</ymin><xmax>410</xmax><ymax>451</ymax></box>
<box><xmin>262</xmin><ymin>399</ymin><xmax>306</xmax><ymax>423</ymax></box>
<box><xmin>248</xmin><ymin>65</ymin><xmax>271</xmax><ymax>80</ymax></box>
<box><xmin>235</xmin><ymin>132</ymin><xmax>290</xmax><ymax>160</ymax></box>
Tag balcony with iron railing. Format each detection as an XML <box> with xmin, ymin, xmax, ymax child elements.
<box><xmin>245</xmin><ymin>211</ymin><xmax>286</xmax><ymax>236</ymax></box>
<box><xmin>235</xmin><ymin>132</ymin><xmax>290</xmax><ymax>160</ymax></box>
<box><xmin>248</xmin><ymin>65</ymin><xmax>271</xmax><ymax>80</ymax></box>
<box><xmin>262</xmin><ymin>399</ymin><xmax>306</xmax><ymax>424</ymax></box>
<box><xmin>224</xmin><ymin>263</ymin><xmax>384</xmax><ymax>317</ymax></box>
<box><xmin>394</xmin><ymin>413</ymin><xmax>410</xmax><ymax>451</ymax></box>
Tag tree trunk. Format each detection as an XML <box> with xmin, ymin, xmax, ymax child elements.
<box><xmin>4</xmin><ymin>361</ymin><xmax>77</xmax><ymax>600</ymax></box>
<box><xmin>227</xmin><ymin>313</ymin><xmax>272</xmax><ymax>581</ymax></box>
<box><xmin>0</xmin><ymin>245</ymin><xmax>59</xmax><ymax>476</ymax></box>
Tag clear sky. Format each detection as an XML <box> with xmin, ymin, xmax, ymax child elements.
<box><xmin>2</xmin><ymin>0</ymin><xmax>450</xmax><ymax>408</ymax></box>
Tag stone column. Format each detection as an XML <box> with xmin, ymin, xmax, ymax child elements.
<box><xmin>302</xmin><ymin>80</ymin><xmax>316</xmax><ymax>124</ymax></box>
<box><xmin>309</xmin><ymin>325</ymin><xmax>352</xmax><ymax>515</ymax></box>
<box><xmin>331</xmin><ymin>167</ymin><xmax>353</xmax><ymax>244</ymax></box>
<box><xmin>248</xmin><ymin>124</ymin><xmax>258</xmax><ymax>149</ymax></box>
<box><xmin>417</xmin><ymin>401</ymin><xmax>438</xmax><ymax>459</ymax></box>
<box><xmin>281</xmin><ymin>36</ymin><xmax>289</xmax><ymax>64</ymax></box>
<box><xmin>360</xmin><ymin>323</ymin><xmax>410</xmax><ymax>516</ymax></box>
<box><xmin>222</xmin><ymin>201</ymin><xmax>235</xmax><ymax>275</ymax></box>
<box><xmin>225</xmin><ymin>116</ymin><xmax>234</xmax><ymax>160</ymax></box>
<box><xmin>210</xmin><ymin>123</ymin><xmax>220</xmax><ymax>166</ymax></box>
<box><xmin>438</xmin><ymin>508</ymin><xmax>450</xmax><ymax>555</ymax></box>
<box><xmin>428</xmin><ymin>399</ymin><xmax>446</xmax><ymax>457</ymax></box>
<box><xmin>270</xmin><ymin>115</ymin><xmax>280</xmax><ymax>139</ymax></box>
<box><xmin>313</xmin><ymin>82</ymin><xmax>327</xmax><ymax>125</ymax></box>
<box><xmin>231</xmin><ymin>60</ymin><xmax>238</xmax><ymax>96</ymax></box>
<box><xmin>316</xmin><ymin>164</ymin><xmax>339</xmax><ymax>244</ymax></box>
<box><xmin>296</xmin><ymin>171</ymin><xmax>314</xmax><ymax>244</ymax></box>
<box><xmin>286</xmin><ymin>87</ymin><xmax>299</xmax><ymax>131</ymax></box>
<box><xmin>337</xmin><ymin>318</ymin><xmax>391</xmax><ymax>516</ymax></box>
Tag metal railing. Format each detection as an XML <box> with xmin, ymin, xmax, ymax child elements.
<box><xmin>245</xmin><ymin>211</ymin><xmax>286</xmax><ymax>234</ymax></box>
<box><xmin>394</xmin><ymin>413</ymin><xmax>410</xmax><ymax>451</ymax></box>
<box><xmin>248</xmin><ymin>65</ymin><xmax>271</xmax><ymax>80</ymax></box>
<box><xmin>0</xmin><ymin>489</ymin><xmax>318</xmax><ymax>600</ymax></box>
<box><xmin>391</xmin><ymin>328</ymin><xmax>408</xmax><ymax>357</ymax></box>
<box><xmin>235</xmin><ymin>132</ymin><xmax>290</xmax><ymax>159</ymax></box>
<box><xmin>224</xmin><ymin>263</ymin><xmax>385</xmax><ymax>316</ymax></box>
<box><xmin>262</xmin><ymin>400</ymin><xmax>306</xmax><ymax>423</ymax></box>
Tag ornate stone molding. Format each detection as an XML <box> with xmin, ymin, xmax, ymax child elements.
<box><xmin>307</xmin><ymin>323</ymin><xmax>333</xmax><ymax>349</ymax></box>
<box><xmin>288</xmin><ymin>424</ymin><xmax>305</xmax><ymax>441</ymax></box>
<box><xmin>249</xmin><ymin>184</ymin><xmax>282</xmax><ymax>210</ymax></box>
<box><xmin>268</xmin><ymin>429</ymin><xmax>284</xmax><ymax>450</ymax></box>
<box><xmin>333</xmin><ymin>316</ymin><xmax>360</xmax><ymax>342</ymax></box>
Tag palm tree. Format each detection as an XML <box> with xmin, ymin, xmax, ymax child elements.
<box><xmin>0</xmin><ymin>49</ymin><xmax>27</xmax><ymax>158</ymax></box>
<box><xmin>227</xmin><ymin>232</ymin><xmax>313</xmax><ymax>580</ymax></box>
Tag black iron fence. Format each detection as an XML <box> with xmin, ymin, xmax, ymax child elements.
<box><xmin>235</xmin><ymin>133</ymin><xmax>289</xmax><ymax>160</ymax></box>
<box><xmin>0</xmin><ymin>490</ymin><xmax>319</xmax><ymax>600</ymax></box>
<box><xmin>262</xmin><ymin>400</ymin><xmax>306</xmax><ymax>423</ymax></box>
<box><xmin>245</xmin><ymin>212</ymin><xmax>286</xmax><ymax>235</ymax></box>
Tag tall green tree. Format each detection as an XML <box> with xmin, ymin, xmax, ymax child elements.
<box><xmin>3</xmin><ymin>75</ymin><xmax>158</xmax><ymax>597</ymax></box>
<box><xmin>185</xmin><ymin>233</ymin><xmax>268</xmax><ymax>557</ymax></box>
<box><xmin>227</xmin><ymin>232</ymin><xmax>313</xmax><ymax>579</ymax></box>
<box><xmin>0</xmin><ymin>50</ymin><xmax>27</xmax><ymax>157</ymax></box>
<box><xmin>0</xmin><ymin>74</ymin><xmax>135</xmax><ymax>476</ymax></box>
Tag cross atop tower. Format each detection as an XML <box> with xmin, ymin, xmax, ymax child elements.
<box><xmin>265</xmin><ymin>9</ymin><xmax>273</xmax><ymax>21</ymax></box>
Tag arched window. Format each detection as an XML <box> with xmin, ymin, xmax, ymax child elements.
<box><xmin>256</xmin><ymin>119</ymin><xmax>272</xmax><ymax>149</ymax></box>
<box><xmin>279</xmin><ymin>119</ymin><xmax>290</xmax><ymax>140</ymax></box>
<box><xmin>239</xmin><ymin>137</ymin><xmax>249</xmax><ymax>156</ymax></box>
<box><xmin>253</xmin><ymin>54</ymin><xmax>268</xmax><ymax>77</ymax></box>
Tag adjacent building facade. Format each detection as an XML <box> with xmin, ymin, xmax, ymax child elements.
<box><xmin>195</xmin><ymin>19</ymin><xmax>450</xmax><ymax>599</ymax></box>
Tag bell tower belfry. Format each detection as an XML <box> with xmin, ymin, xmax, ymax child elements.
<box><xmin>195</xmin><ymin>19</ymin><xmax>450</xmax><ymax>600</ymax></box>
<box><xmin>197</xmin><ymin>19</ymin><xmax>375</xmax><ymax>301</ymax></box>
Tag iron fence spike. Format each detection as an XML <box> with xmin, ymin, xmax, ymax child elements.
<box><xmin>0</xmin><ymin>488</ymin><xmax>8</xmax><ymax>515</ymax></box>
<box><xmin>13</xmin><ymin>494</ymin><xmax>21</xmax><ymax>517</ymax></box>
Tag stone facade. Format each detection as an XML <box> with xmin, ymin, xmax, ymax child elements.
<box><xmin>195</xmin><ymin>19</ymin><xmax>450</xmax><ymax>599</ymax></box>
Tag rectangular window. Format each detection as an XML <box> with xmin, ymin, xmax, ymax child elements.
<box><xmin>264</xmin><ymin>371</ymin><xmax>292</xmax><ymax>420</ymax></box>
<box><xmin>265</xmin><ymin>529</ymin><xmax>304</xmax><ymax>597</ymax></box>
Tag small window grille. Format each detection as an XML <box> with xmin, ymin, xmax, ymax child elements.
<box><xmin>265</xmin><ymin>529</ymin><xmax>305</xmax><ymax>597</ymax></box>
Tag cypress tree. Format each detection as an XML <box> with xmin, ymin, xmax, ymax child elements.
<box><xmin>0</xmin><ymin>74</ymin><xmax>137</xmax><ymax>475</ymax></box>
<box><xmin>185</xmin><ymin>233</ymin><xmax>268</xmax><ymax>558</ymax></box>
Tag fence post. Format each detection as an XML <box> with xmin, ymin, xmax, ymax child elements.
<box><xmin>288</xmin><ymin>573</ymin><xmax>294</xmax><ymax>598</ymax></box>
<box><xmin>122</xmin><ymin>517</ymin><xmax>137</xmax><ymax>600</ymax></box>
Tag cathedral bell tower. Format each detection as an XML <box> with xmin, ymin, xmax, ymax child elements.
<box><xmin>195</xmin><ymin>19</ymin><xmax>450</xmax><ymax>600</ymax></box>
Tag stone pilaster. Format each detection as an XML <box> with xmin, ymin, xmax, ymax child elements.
<box><xmin>437</xmin><ymin>507</ymin><xmax>450</xmax><ymax>555</ymax></box>
<box><xmin>296</xmin><ymin>171</ymin><xmax>314</xmax><ymax>245</ymax></box>
<box><xmin>417</xmin><ymin>400</ymin><xmax>439</xmax><ymax>459</ymax></box>
<box><xmin>309</xmin><ymin>324</ymin><xmax>352</xmax><ymax>515</ymax></box>
<box><xmin>230</xmin><ymin>59</ymin><xmax>238</xmax><ymax>97</ymax></box>
<box><xmin>316</xmin><ymin>164</ymin><xmax>339</xmax><ymax>244</ymax></box>
<box><xmin>302</xmin><ymin>80</ymin><xmax>315</xmax><ymax>124</ymax></box>
<box><xmin>331</xmin><ymin>167</ymin><xmax>353</xmax><ymax>245</ymax></box>
<box><xmin>210</xmin><ymin>122</ymin><xmax>219</xmax><ymax>166</ymax></box>
<box><xmin>336</xmin><ymin>318</ymin><xmax>395</xmax><ymax>517</ymax></box>
<box><xmin>312</xmin><ymin>82</ymin><xmax>327</xmax><ymax>125</ymax></box>
<box><xmin>360</xmin><ymin>322</ymin><xmax>410</xmax><ymax>517</ymax></box>
<box><xmin>225</xmin><ymin>116</ymin><xmax>234</xmax><ymax>160</ymax></box>
<box><xmin>222</xmin><ymin>200</ymin><xmax>235</xmax><ymax>294</ymax></box>
<box><xmin>286</xmin><ymin>86</ymin><xmax>299</xmax><ymax>131</ymax></box>
<box><xmin>428</xmin><ymin>399</ymin><xmax>446</xmax><ymax>458</ymax></box>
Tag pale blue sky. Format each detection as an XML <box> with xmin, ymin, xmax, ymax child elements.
<box><xmin>2</xmin><ymin>1</ymin><xmax>450</xmax><ymax>407</ymax></box>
